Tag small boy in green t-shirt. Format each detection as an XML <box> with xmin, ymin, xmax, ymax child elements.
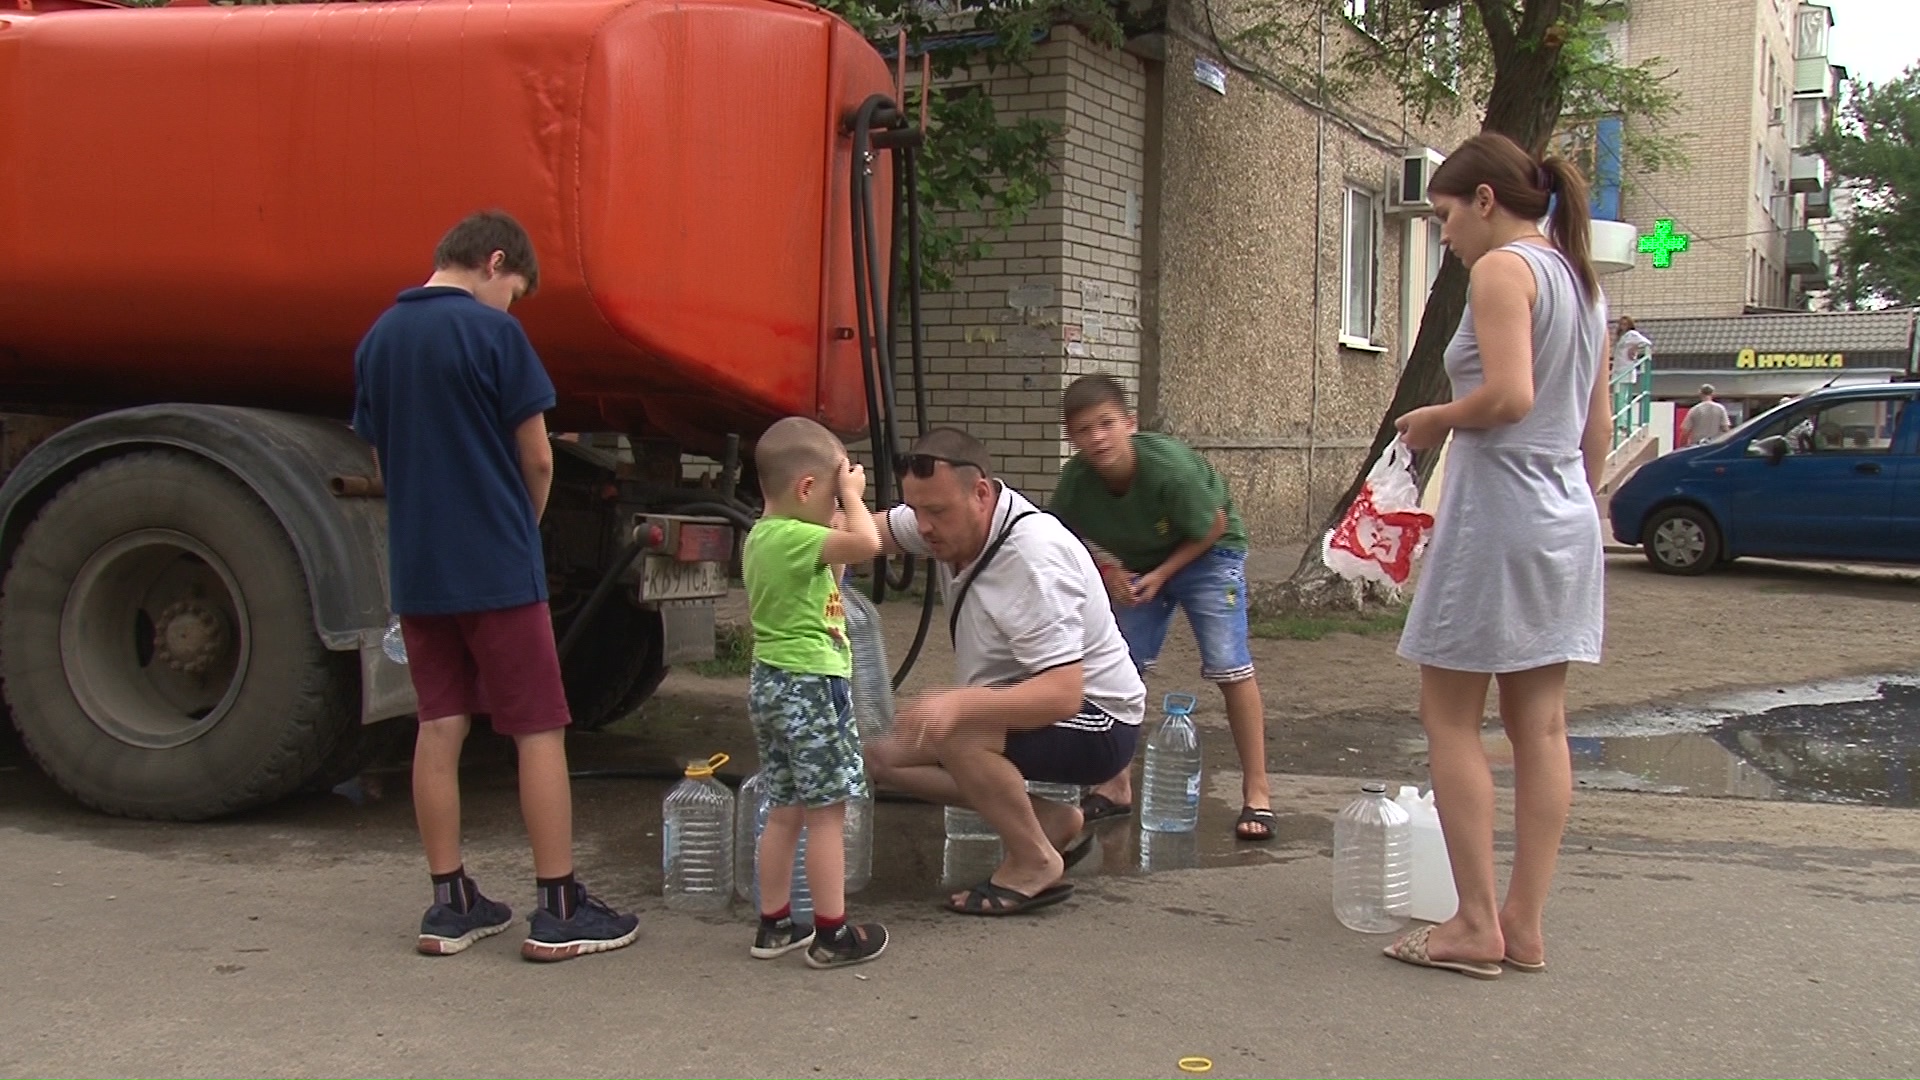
<box><xmin>1050</xmin><ymin>374</ymin><xmax>1274</xmax><ymax>842</ymax></box>
<box><xmin>740</xmin><ymin>416</ymin><xmax>889</xmax><ymax>967</ymax></box>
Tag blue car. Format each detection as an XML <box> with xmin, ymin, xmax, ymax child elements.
<box><xmin>1608</xmin><ymin>383</ymin><xmax>1920</xmax><ymax>574</ymax></box>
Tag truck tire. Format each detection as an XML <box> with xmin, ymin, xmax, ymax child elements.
<box><xmin>0</xmin><ymin>451</ymin><xmax>355</xmax><ymax>820</ymax></box>
<box><xmin>559</xmin><ymin>600</ymin><xmax>666</xmax><ymax>732</ymax></box>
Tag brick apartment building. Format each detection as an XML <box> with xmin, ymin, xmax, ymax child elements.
<box><xmin>1597</xmin><ymin>0</ymin><xmax>1844</xmax><ymax>319</ymax></box>
<box><xmin>884</xmin><ymin>0</ymin><xmax>1476</xmax><ymax>542</ymax></box>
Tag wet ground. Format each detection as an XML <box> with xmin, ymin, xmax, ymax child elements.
<box><xmin>1438</xmin><ymin>673</ymin><xmax>1920</xmax><ymax>808</ymax></box>
<box><xmin>0</xmin><ymin>719</ymin><xmax>1315</xmax><ymax>911</ymax></box>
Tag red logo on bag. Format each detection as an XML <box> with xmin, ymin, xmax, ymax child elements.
<box><xmin>1327</xmin><ymin>490</ymin><xmax>1434</xmax><ymax>585</ymax></box>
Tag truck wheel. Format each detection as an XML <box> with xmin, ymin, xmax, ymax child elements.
<box><xmin>1643</xmin><ymin>505</ymin><xmax>1721</xmax><ymax>576</ymax></box>
<box><xmin>559</xmin><ymin>600</ymin><xmax>666</xmax><ymax>731</ymax></box>
<box><xmin>0</xmin><ymin>451</ymin><xmax>355</xmax><ymax>820</ymax></box>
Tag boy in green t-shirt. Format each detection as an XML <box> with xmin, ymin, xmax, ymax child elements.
<box><xmin>1050</xmin><ymin>374</ymin><xmax>1274</xmax><ymax>842</ymax></box>
<box><xmin>741</xmin><ymin>416</ymin><xmax>889</xmax><ymax>967</ymax></box>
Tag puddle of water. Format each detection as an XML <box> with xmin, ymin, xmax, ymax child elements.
<box><xmin>1402</xmin><ymin>676</ymin><xmax>1920</xmax><ymax>808</ymax></box>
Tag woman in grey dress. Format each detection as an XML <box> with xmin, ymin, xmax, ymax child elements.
<box><xmin>1384</xmin><ymin>133</ymin><xmax>1611</xmax><ymax>980</ymax></box>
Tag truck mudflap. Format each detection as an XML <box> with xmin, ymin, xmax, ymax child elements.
<box><xmin>0</xmin><ymin>403</ymin><xmax>412</xmax><ymax>722</ymax></box>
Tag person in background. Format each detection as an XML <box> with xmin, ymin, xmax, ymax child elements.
<box><xmin>1611</xmin><ymin>316</ymin><xmax>1651</xmax><ymax>369</ymax></box>
<box><xmin>1385</xmin><ymin>133</ymin><xmax>1611</xmax><ymax>980</ymax></box>
<box><xmin>352</xmin><ymin>210</ymin><xmax>639</xmax><ymax>962</ymax></box>
<box><xmin>1681</xmin><ymin>384</ymin><xmax>1732</xmax><ymax>446</ymax></box>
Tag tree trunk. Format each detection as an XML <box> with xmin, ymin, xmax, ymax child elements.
<box><xmin>1267</xmin><ymin>0</ymin><xmax>1575</xmax><ymax>613</ymax></box>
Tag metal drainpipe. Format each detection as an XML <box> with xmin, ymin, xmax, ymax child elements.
<box><xmin>1306</xmin><ymin>4</ymin><xmax>1328</xmax><ymax>539</ymax></box>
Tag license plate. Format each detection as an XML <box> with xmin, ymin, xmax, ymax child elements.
<box><xmin>637</xmin><ymin>556</ymin><xmax>727</xmax><ymax>602</ymax></box>
<box><xmin>675</xmin><ymin>522</ymin><xmax>733</xmax><ymax>563</ymax></box>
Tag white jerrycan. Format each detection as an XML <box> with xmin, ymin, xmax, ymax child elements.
<box><xmin>1395</xmin><ymin>785</ymin><xmax>1458</xmax><ymax>923</ymax></box>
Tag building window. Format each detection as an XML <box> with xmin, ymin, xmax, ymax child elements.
<box><xmin>1342</xmin><ymin>186</ymin><xmax>1380</xmax><ymax>348</ymax></box>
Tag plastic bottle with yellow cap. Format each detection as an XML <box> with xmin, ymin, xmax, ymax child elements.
<box><xmin>663</xmin><ymin>752</ymin><xmax>735</xmax><ymax>912</ymax></box>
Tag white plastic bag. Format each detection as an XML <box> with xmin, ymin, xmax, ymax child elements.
<box><xmin>1321</xmin><ymin>436</ymin><xmax>1435</xmax><ymax>589</ymax></box>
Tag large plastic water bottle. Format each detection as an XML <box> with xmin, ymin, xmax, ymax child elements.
<box><xmin>381</xmin><ymin>615</ymin><xmax>408</xmax><ymax>665</ymax></box>
<box><xmin>1026</xmin><ymin>780</ymin><xmax>1081</xmax><ymax>807</ymax></box>
<box><xmin>844</xmin><ymin>792</ymin><xmax>873</xmax><ymax>895</ymax></box>
<box><xmin>1395</xmin><ymin>785</ymin><xmax>1458</xmax><ymax>923</ymax></box>
<box><xmin>662</xmin><ymin>753</ymin><xmax>735</xmax><ymax>911</ymax></box>
<box><xmin>944</xmin><ymin>804</ymin><xmax>996</xmax><ymax>840</ymax></box>
<box><xmin>737</xmin><ymin>780</ymin><xmax>814</xmax><ymax>927</ymax></box>
<box><xmin>733</xmin><ymin>770</ymin><xmax>767</xmax><ymax>901</ymax></box>
<box><xmin>842</xmin><ymin>577</ymin><xmax>895</xmax><ymax>740</ymax></box>
<box><xmin>1140</xmin><ymin>693</ymin><xmax>1201</xmax><ymax>833</ymax></box>
<box><xmin>1333</xmin><ymin>782</ymin><xmax>1413</xmax><ymax>933</ymax></box>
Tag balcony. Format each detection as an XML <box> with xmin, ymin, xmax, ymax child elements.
<box><xmin>1795</xmin><ymin>56</ymin><xmax>1834</xmax><ymax>96</ymax></box>
<box><xmin>1791</xmin><ymin>150</ymin><xmax>1828</xmax><ymax>194</ymax></box>
<box><xmin>1787</xmin><ymin>229</ymin><xmax>1830</xmax><ymax>288</ymax></box>
<box><xmin>1805</xmin><ymin>186</ymin><xmax>1833</xmax><ymax>219</ymax></box>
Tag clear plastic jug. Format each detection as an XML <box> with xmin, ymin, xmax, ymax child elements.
<box><xmin>1332</xmin><ymin>782</ymin><xmax>1412</xmax><ymax>933</ymax></box>
<box><xmin>1141</xmin><ymin>692</ymin><xmax>1201</xmax><ymax>833</ymax></box>
<box><xmin>662</xmin><ymin>752</ymin><xmax>735</xmax><ymax>911</ymax></box>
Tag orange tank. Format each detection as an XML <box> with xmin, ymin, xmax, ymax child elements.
<box><xmin>0</xmin><ymin>0</ymin><xmax>893</xmax><ymax>454</ymax></box>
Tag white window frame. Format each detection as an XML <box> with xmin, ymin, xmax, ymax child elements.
<box><xmin>1341</xmin><ymin>185</ymin><xmax>1385</xmax><ymax>352</ymax></box>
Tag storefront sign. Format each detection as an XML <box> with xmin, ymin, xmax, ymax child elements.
<box><xmin>1735</xmin><ymin>349</ymin><xmax>1845</xmax><ymax>369</ymax></box>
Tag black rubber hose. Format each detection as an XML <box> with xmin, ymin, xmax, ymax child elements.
<box><xmin>668</xmin><ymin>501</ymin><xmax>757</xmax><ymax>535</ymax></box>
<box><xmin>892</xmin><ymin>142</ymin><xmax>939</xmax><ymax>693</ymax></box>
<box><xmin>556</xmin><ymin>533</ymin><xmax>649</xmax><ymax>664</ymax></box>
<box><xmin>849</xmin><ymin>94</ymin><xmax>893</xmax><ymax>603</ymax></box>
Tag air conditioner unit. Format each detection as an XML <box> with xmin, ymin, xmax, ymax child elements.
<box><xmin>1387</xmin><ymin>146</ymin><xmax>1447</xmax><ymax>216</ymax></box>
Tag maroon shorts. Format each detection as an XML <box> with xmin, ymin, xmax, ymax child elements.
<box><xmin>399</xmin><ymin>601</ymin><xmax>571</xmax><ymax>736</ymax></box>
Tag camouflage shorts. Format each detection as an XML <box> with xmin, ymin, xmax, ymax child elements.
<box><xmin>747</xmin><ymin>662</ymin><xmax>870</xmax><ymax>808</ymax></box>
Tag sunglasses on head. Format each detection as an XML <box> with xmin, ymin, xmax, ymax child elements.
<box><xmin>894</xmin><ymin>452</ymin><xmax>985</xmax><ymax>479</ymax></box>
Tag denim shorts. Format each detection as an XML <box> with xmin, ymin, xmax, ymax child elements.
<box><xmin>747</xmin><ymin>662</ymin><xmax>871</xmax><ymax>808</ymax></box>
<box><xmin>1113</xmin><ymin>546</ymin><xmax>1256</xmax><ymax>683</ymax></box>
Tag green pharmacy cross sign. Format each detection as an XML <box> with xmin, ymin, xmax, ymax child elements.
<box><xmin>1638</xmin><ymin>218</ymin><xmax>1691</xmax><ymax>269</ymax></box>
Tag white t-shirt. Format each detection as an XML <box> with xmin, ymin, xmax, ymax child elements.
<box><xmin>887</xmin><ymin>483</ymin><xmax>1146</xmax><ymax>729</ymax></box>
<box><xmin>1613</xmin><ymin>328</ymin><xmax>1652</xmax><ymax>369</ymax></box>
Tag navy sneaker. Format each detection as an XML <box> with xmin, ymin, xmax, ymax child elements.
<box><xmin>521</xmin><ymin>886</ymin><xmax>639</xmax><ymax>962</ymax></box>
<box><xmin>416</xmin><ymin>894</ymin><xmax>515</xmax><ymax>956</ymax></box>
<box><xmin>750</xmin><ymin>917</ymin><xmax>816</xmax><ymax>960</ymax></box>
<box><xmin>805</xmin><ymin>922</ymin><xmax>888</xmax><ymax>969</ymax></box>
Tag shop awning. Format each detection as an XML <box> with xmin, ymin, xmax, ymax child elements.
<box><xmin>1637</xmin><ymin>308</ymin><xmax>1917</xmax><ymax>399</ymax></box>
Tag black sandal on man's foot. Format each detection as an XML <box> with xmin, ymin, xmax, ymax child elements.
<box><xmin>1080</xmin><ymin>793</ymin><xmax>1132</xmax><ymax>826</ymax></box>
<box><xmin>1235</xmin><ymin>805</ymin><xmax>1277</xmax><ymax>842</ymax></box>
<box><xmin>943</xmin><ymin>879</ymin><xmax>1075</xmax><ymax>916</ymax></box>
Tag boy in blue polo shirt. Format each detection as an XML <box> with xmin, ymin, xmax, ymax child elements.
<box><xmin>353</xmin><ymin>210</ymin><xmax>639</xmax><ymax>960</ymax></box>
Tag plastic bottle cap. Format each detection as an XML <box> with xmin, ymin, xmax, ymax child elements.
<box><xmin>683</xmin><ymin>752</ymin><xmax>730</xmax><ymax>778</ymax></box>
<box><xmin>1361</xmin><ymin>782</ymin><xmax>1387</xmax><ymax>794</ymax></box>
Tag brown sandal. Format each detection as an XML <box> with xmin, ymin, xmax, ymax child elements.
<box><xmin>1382</xmin><ymin>925</ymin><xmax>1503</xmax><ymax>980</ymax></box>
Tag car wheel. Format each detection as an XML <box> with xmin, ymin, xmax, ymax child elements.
<box><xmin>1643</xmin><ymin>505</ymin><xmax>1721</xmax><ymax>576</ymax></box>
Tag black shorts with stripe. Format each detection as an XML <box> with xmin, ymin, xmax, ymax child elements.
<box><xmin>1004</xmin><ymin>700</ymin><xmax>1139</xmax><ymax>787</ymax></box>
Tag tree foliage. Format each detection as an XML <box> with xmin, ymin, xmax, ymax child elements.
<box><xmin>1812</xmin><ymin>66</ymin><xmax>1920</xmax><ymax>309</ymax></box>
<box><xmin>816</xmin><ymin>0</ymin><xmax>1124</xmax><ymax>290</ymax></box>
<box><xmin>1203</xmin><ymin>0</ymin><xmax>1681</xmax><ymax>608</ymax></box>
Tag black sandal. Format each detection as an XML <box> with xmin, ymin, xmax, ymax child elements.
<box><xmin>943</xmin><ymin>879</ymin><xmax>1075</xmax><ymax>916</ymax></box>
<box><xmin>1235</xmin><ymin>805</ymin><xmax>1277</xmax><ymax>842</ymax></box>
<box><xmin>1080</xmin><ymin>792</ymin><xmax>1132</xmax><ymax>825</ymax></box>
